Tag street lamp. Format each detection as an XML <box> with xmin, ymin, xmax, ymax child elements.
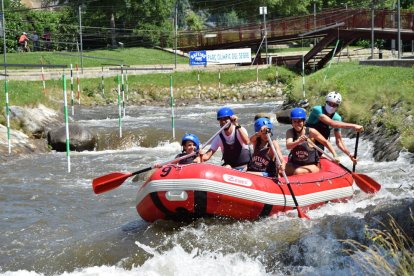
<box><xmin>259</xmin><ymin>6</ymin><xmax>268</xmax><ymax>64</ymax></box>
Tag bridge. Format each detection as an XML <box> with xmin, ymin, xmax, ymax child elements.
<box><xmin>178</xmin><ymin>8</ymin><xmax>414</xmax><ymax>70</ymax></box>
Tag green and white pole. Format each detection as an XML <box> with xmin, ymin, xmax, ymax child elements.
<box><xmin>324</xmin><ymin>40</ymin><xmax>340</xmax><ymax>82</ymax></box>
<box><xmin>121</xmin><ymin>65</ymin><xmax>125</xmax><ymax>118</ymax></box>
<box><xmin>125</xmin><ymin>69</ymin><xmax>129</xmax><ymax>101</ymax></box>
<box><xmin>101</xmin><ymin>66</ymin><xmax>104</xmax><ymax>96</ymax></box>
<box><xmin>41</xmin><ymin>66</ymin><xmax>46</xmax><ymax>94</ymax></box>
<box><xmin>218</xmin><ymin>69</ymin><xmax>221</xmax><ymax>99</ymax></box>
<box><xmin>62</xmin><ymin>74</ymin><xmax>71</xmax><ymax>173</ymax></box>
<box><xmin>117</xmin><ymin>74</ymin><xmax>122</xmax><ymax>138</ymax></box>
<box><xmin>70</xmin><ymin>64</ymin><xmax>74</xmax><ymax>117</ymax></box>
<box><xmin>170</xmin><ymin>75</ymin><xmax>175</xmax><ymax>140</ymax></box>
<box><xmin>5</xmin><ymin>80</ymin><xmax>11</xmax><ymax>154</ymax></box>
<box><xmin>302</xmin><ymin>55</ymin><xmax>306</xmax><ymax>98</ymax></box>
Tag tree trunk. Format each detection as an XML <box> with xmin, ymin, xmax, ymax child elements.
<box><xmin>110</xmin><ymin>12</ymin><xmax>116</xmax><ymax>47</ymax></box>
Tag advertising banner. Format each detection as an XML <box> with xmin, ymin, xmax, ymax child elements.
<box><xmin>189</xmin><ymin>48</ymin><xmax>251</xmax><ymax>66</ymax></box>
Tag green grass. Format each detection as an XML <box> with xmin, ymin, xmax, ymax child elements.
<box><xmin>343</xmin><ymin>214</ymin><xmax>414</xmax><ymax>275</ymax></box>
<box><xmin>289</xmin><ymin>61</ymin><xmax>414</xmax><ymax>151</ymax></box>
<box><xmin>4</xmin><ymin>47</ymin><xmax>189</xmax><ymax>68</ymax></box>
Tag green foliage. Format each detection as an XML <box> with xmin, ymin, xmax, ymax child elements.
<box><xmin>291</xmin><ymin>62</ymin><xmax>414</xmax><ymax>150</ymax></box>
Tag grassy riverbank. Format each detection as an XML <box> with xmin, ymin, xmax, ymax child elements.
<box><xmin>4</xmin><ymin>47</ymin><xmax>188</xmax><ymax>68</ymax></box>
<box><xmin>288</xmin><ymin>62</ymin><xmax>414</xmax><ymax>151</ymax></box>
<box><xmin>0</xmin><ymin>56</ymin><xmax>413</xmax><ymax>151</ymax></box>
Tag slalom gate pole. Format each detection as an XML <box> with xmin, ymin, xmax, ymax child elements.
<box><xmin>5</xmin><ymin>80</ymin><xmax>11</xmax><ymax>154</ymax></box>
<box><xmin>41</xmin><ymin>66</ymin><xmax>46</xmax><ymax>94</ymax></box>
<box><xmin>302</xmin><ymin>55</ymin><xmax>306</xmax><ymax>98</ymax></box>
<box><xmin>70</xmin><ymin>64</ymin><xmax>75</xmax><ymax>117</ymax></box>
<box><xmin>125</xmin><ymin>68</ymin><xmax>129</xmax><ymax>101</ymax></box>
<box><xmin>218</xmin><ymin>69</ymin><xmax>221</xmax><ymax>98</ymax></box>
<box><xmin>76</xmin><ymin>64</ymin><xmax>81</xmax><ymax>104</ymax></box>
<box><xmin>197</xmin><ymin>70</ymin><xmax>201</xmax><ymax>98</ymax></box>
<box><xmin>101</xmin><ymin>66</ymin><xmax>104</xmax><ymax>96</ymax></box>
<box><xmin>62</xmin><ymin>74</ymin><xmax>71</xmax><ymax>173</ymax></box>
<box><xmin>121</xmin><ymin>65</ymin><xmax>125</xmax><ymax>118</ymax></box>
<box><xmin>324</xmin><ymin>39</ymin><xmax>340</xmax><ymax>82</ymax></box>
<box><xmin>117</xmin><ymin>74</ymin><xmax>122</xmax><ymax>138</ymax></box>
<box><xmin>170</xmin><ymin>75</ymin><xmax>175</xmax><ymax>140</ymax></box>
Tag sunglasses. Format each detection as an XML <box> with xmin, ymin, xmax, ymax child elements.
<box><xmin>326</xmin><ymin>101</ymin><xmax>338</xmax><ymax>108</ymax></box>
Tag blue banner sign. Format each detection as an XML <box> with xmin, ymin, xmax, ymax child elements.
<box><xmin>189</xmin><ymin>51</ymin><xmax>207</xmax><ymax>66</ymax></box>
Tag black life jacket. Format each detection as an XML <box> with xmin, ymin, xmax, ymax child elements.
<box><xmin>306</xmin><ymin>106</ymin><xmax>335</xmax><ymax>152</ymax></box>
<box><xmin>219</xmin><ymin>130</ymin><xmax>251</xmax><ymax>167</ymax></box>
<box><xmin>175</xmin><ymin>152</ymin><xmax>197</xmax><ymax>165</ymax></box>
<box><xmin>247</xmin><ymin>137</ymin><xmax>276</xmax><ymax>176</ymax></box>
<box><xmin>288</xmin><ymin>127</ymin><xmax>319</xmax><ymax>166</ymax></box>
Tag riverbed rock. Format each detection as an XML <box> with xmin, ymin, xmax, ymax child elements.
<box><xmin>9</xmin><ymin>104</ymin><xmax>60</xmax><ymax>138</ymax></box>
<box><xmin>0</xmin><ymin>124</ymin><xmax>48</xmax><ymax>161</ymax></box>
<box><xmin>47</xmin><ymin>124</ymin><xmax>97</xmax><ymax>152</ymax></box>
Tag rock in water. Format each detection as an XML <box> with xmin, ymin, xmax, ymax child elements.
<box><xmin>47</xmin><ymin>124</ymin><xmax>97</xmax><ymax>151</ymax></box>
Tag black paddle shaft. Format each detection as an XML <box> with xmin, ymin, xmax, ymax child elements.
<box><xmin>352</xmin><ymin>132</ymin><xmax>360</xmax><ymax>172</ymax></box>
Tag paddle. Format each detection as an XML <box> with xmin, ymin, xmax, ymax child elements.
<box><xmin>92</xmin><ymin>121</ymin><xmax>231</xmax><ymax>194</ymax></box>
<box><xmin>306</xmin><ymin>138</ymin><xmax>381</xmax><ymax>194</ymax></box>
<box><xmin>266</xmin><ymin>133</ymin><xmax>310</xmax><ymax>219</ymax></box>
<box><xmin>352</xmin><ymin>132</ymin><xmax>359</xmax><ymax>172</ymax></box>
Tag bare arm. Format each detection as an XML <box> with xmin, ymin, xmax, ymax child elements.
<box><xmin>271</xmin><ymin>140</ymin><xmax>286</xmax><ymax>171</ymax></box>
<box><xmin>285</xmin><ymin>129</ymin><xmax>307</xmax><ymax>150</ymax></box>
<box><xmin>319</xmin><ymin>114</ymin><xmax>364</xmax><ymax>132</ymax></box>
<box><xmin>334</xmin><ymin>131</ymin><xmax>358</xmax><ymax>163</ymax></box>
<box><xmin>309</xmin><ymin>128</ymin><xmax>338</xmax><ymax>159</ymax></box>
<box><xmin>230</xmin><ymin>115</ymin><xmax>250</xmax><ymax>145</ymax></box>
<box><xmin>201</xmin><ymin>148</ymin><xmax>216</xmax><ymax>162</ymax></box>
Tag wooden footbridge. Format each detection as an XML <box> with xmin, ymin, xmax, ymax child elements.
<box><xmin>178</xmin><ymin>8</ymin><xmax>414</xmax><ymax>69</ymax></box>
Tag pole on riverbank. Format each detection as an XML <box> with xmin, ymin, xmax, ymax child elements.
<box><xmin>76</xmin><ymin>64</ymin><xmax>81</xmax><ymax>105</ymax></box>
<box><xmin>121</xmin><ymin>65</ymin><xmax>126</xmax><ymax>118</ymax></box>
<box><xmin>170</xmin><ymin>75</ymin><xmax>175</xmax><ymax>140</ymax></box>
<box><xmin>5</xmin><ymin>80</ymin><xmax>11</xmax><ymax>154</ymax></box>
<box><xmin>301</xmin><ymin>55</ymin><xmax>306</xmax><ymax>98</ymax></box>
<box><xmin>125</xmin><ymin>68</ymin><xmax>129</xmax><ymax>101</ymax></box>
<box><xmin>324</xmin><ymin>39</ymin><xmax>340</xmax><ymax>82</ymax></box>
<box><xmin>41</xmin><ymin>67</ymin><xmax>46</xmax><ymax>94</ymax></box>
<box><xmin>70</xmin><ymin>64</ymin><xmax>75</xmax><ymax>117</ymax></box>
<box><xmin>117</xmin><ymin>74</ymin><xmax>122</xmax><ymax>138</ymax></box>
<box><xmin>218</xmin><ymin>69</ymin><xmax>221</xmax><ymax>99</ymax></box>
<box><xmin>197</xmin><ymin>70</ymin><xmax>201</xmax><ymax>98</ymax></box>
<box><xmin>62</xmin><ymin>74</ymin><xmax>71</xmax><ymax>173</ymax></box>
<box><xmin>101</xmin><ymin>66</ymin><xmax>104</xmax><ymax>96</ymax></box>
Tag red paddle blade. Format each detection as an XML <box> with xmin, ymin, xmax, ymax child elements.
<box><xmin>352</xmin><ymin>173</ymin><xmax>381</xmax><ymax>194</ymax></box>
<box><xmin>297</xmin><ymin>208</ymin><xmax>310</xmax><ymax>220</ymax></box>
<box><xmin>92</xmin><ymin>172</ymin><xmax>132</xmax><ymax>194</ymax></box>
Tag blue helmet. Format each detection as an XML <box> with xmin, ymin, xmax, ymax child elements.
<box><xmin>290</xmin><ymin>108</ymin><xmax>307</xmax><ymax>120</ymax></box>
<box><xmin>217</xmin><ymin>107</ymin><xmax>234</xmax><ymax>120</ymax></box>
<box><xmin>254</xmin><ymin>118</ymin><xmax>273</xmax><ymax>132</ymax></box>
<box><xmin>181</xmin><ymin>133</ymin><xmax>200</xmax><ymax>151</ymax></box>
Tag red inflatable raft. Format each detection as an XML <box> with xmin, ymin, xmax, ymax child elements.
<box><xmin>135</xmin><ymin>158</ymin><xmax>354</xmax><ymax>222</ymax></box>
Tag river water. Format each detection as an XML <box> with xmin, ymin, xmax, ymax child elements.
<box><xmin>1</xmin><ymin>102</ymin><xmax>413</xmax><ymax>276</ymax></box>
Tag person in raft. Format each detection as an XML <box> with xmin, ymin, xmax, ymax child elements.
<box><xmin>306</xmin><ymin>91</ymin><xmax>364</xmax><ymax>163</ymax></box>
<box><xmin>285</xmin><ymin>108</ymin><xmax>340</xmax><ymax>175</ymax></box>
<box><xmin>202</xmin><ymin>107</ymin><xmax>251</xmax><ymax>171</ymax></box>
<box><xmin>154</xmin><ymin>133</ymin><xmax>201</xmax><ymax>168</ymax></box>
<box><xmin>247</xmin><ymin>117</ymin><xmax>286</xmax><ymax>177</ymax></box>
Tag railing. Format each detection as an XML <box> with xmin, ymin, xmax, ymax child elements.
<box><xmin>178</xmin><ymin>8</ymin><xmax>414</xmax><ymax>50</ymax></box>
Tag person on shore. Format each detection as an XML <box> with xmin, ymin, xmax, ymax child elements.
<box><xmin>202</xmin><ymin>107</ymin><xmax>251</xmax><ymax>170</ymax></box>
<box><xmin>31</xmin><ymin>31</ymin><xmax>39</xmax><ymax>51</ymax></box>
<box><xmin>286</xmin><ymin>108</ymin><xmax>340</xmax><ymax>175</ymax></box>
<box><xmin>154</xmin><ymin>133</ymin><xmax>201</xmax><ymax>168</ymax></box>
<box><xmin>18</xmin><ymin>32</ymin><xmax>30</xmax><ymax>52</ymax></box>
<box><xmin>306</xmin><ymin>91</ymin><xmax>364</xmax><ymax>163</ymax></box>
<box><xmin>247</xmin><ymin>117</ymin><xmax>285</xmax><ymax>177</ymax></box>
